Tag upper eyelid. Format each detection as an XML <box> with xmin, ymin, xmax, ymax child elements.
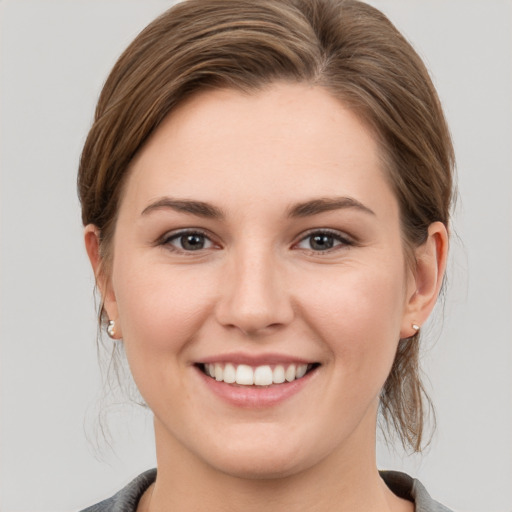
<box><xmin>158</xmin><ymin>229</ymin><xmax>219</xmax><ymax>254</ymax></box>
<box><xmin>296</xmin><ymin>228</ymin><xmax>353</xmax><ymax>243</ymax></box>
<box><xmin>160</xmin><ymin>227</ymin><xmax>214</xmax><ymax>242</ymax></box>
<box><xmin>155</xmin><ymin>228</ymin><xmax>217</xmax><ymax>250</ymax></box>
<box><xmin>292</xmin><ymin>229</ymin><xmax>356</xmax><ymax>254</ymax></box>
<box><xmin>156</xmin><ymin>227</ymin><xmax>354</xmax><ymax>248</ymax></box>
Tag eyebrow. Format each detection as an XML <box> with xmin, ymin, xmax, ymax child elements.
<box><xmin>141</xmin><ymin>198</ymin><xmax>225</xmax><ymax>219</ymax></box>
<box><xmin>141</xmin><ymin>196</ymin><xmax>375</xmax><ymax>220</ymax></box>
<box><xmin>287</xmin><ymin>197</ymin><xmax>375</xmax><ymax>218</ymax></box>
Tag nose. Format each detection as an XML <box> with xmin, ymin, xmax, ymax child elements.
<box><xmin>215</xmin><ymin>247</ymin><xmax>294</xmax><ymax>336</ymax></box>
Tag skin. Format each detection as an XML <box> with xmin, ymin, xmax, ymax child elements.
<box><xmin>85</xmin><ymin>83</ymin><xmax>447</xmax><ymax>512</ymax></box>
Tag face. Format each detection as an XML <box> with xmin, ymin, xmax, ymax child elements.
<box><xmin>93</xmin><ymin>83</ymin><xmax>425</xmax><ymax>479</ymax></box>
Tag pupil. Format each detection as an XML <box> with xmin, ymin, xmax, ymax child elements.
<box><xmin>182</xmin><ymin>234</ymin><xmax>204</xmax><ymax>250</ymax></box>
<box><xmin>311</xmin><ymin>234</ymin><xmax>333</xmax><ymax>250</ymax></box>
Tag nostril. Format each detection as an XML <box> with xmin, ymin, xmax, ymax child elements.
<box><xmin>221</xmin><ymin>321</ymin><xmax>288</xmax><ymax>338</ymax></box>
<box><xmin>214</xmin><ymin>274</ymin><xmax>295</xmax><ymax>334</ymax></box>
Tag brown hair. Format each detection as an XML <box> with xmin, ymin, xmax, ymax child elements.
<box><xmin>78</xmin><ymin>0</ymin><xmax>454</xmax><ymax>452</ymax></box>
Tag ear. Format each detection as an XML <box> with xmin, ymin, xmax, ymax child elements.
<box><xmin>401</xmin><ymin>221</ymin><xmax>448</xmax><ymax>338</ymax></box>
<box><xmin>84</xmin><ymin>224</ymin><xmax>122</xmax><ymax>338</ymax></box>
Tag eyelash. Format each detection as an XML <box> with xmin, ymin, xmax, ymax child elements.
<box><xmin>158</xmin><ymin>228</ymin><xmax>354</xmax><ymax>255</ymax></box>
<box><xmin>159</xmin><ymin>229</ymin><xmax>216</xmax><ymax>253</ymax></box>
<box><xmin>295</xmin><ymin>229</ymin><xmax>354</xmax><ymax>254</ymax></box>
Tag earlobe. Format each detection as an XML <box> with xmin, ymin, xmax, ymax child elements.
<box><xmin>84</xmin><ymin>225</ymin><xmax>121</xmax><ymax>336</ymax></box>
<box><xmin>401</xmin><ymin>221</ymin><xmax>448</xmax><ymax>338</ymax></box>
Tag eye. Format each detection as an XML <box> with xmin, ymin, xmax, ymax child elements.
<box><xmin>296</xmin><ymin>230</ymin><xmax>352</xmax><ymax>252</ymax></box>
<box><xmin>162</xmin><ymin>230</ymin><xmax>214</xmax><ymax>252</ymax></box>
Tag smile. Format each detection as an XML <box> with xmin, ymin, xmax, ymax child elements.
<box><xmin>200</xmin><ymin>363</ymin><xmax>317</xmax><ymax>386</ymax></box>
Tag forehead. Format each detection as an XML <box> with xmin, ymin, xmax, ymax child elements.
<box><xmin>122</xmin><ymin>83</ymin><xmax>397</xmax><ymax>220</ymax></box>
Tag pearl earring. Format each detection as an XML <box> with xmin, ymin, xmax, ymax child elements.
<box><xmin>107</xmin><ymin>320</ymin><xmax>116</xmax><ymax>339</ymax></box>
<box><xmin>412</xmin><ymin>323</ymin><xmax>420</xmax><ymax>332</ymax></box>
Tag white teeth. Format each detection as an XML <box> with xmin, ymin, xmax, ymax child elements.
<box><xmin>235</xmin><ymin>364</ymin><xmax>254</xmax><ymax>385</ymax></box>
<box><xmin>285</xmin><ymin>364</ymin><xmax>296</xmax><ymax>382</ymax></box>
<box><xmin>273</xmin><ymin>365</ymin><xmax>285</xmax><ymax>384</ymax></box>
<box><xmin>204</xmin><ymin>362</ymin><xmax>313</xmax><ymax>386</ymax></box>
<box><xmin>296</xmin><ymin>364</ymin><xmax>307</xmax><ymax>379</ymax></box>
<box><xmin>254</xmin><ymin>365</ymin><xmax>273</xmax><ymax>386</ymax></box>
<box><xmin>223</xmin><ymin>363</ymin><xmax>236</xmax><ymax>383</ymax></box>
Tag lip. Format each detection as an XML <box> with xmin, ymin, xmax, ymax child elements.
<box><xmin>198</xmin><ymin>352</ymin><xmax>314</xmax><ymax>366</ymax></box>
<box><xmin>193</xmin><ymin>353</ymin><xmax>319</xmax><ymax>408</ymax></box>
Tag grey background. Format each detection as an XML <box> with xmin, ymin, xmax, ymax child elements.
<box><xmin>1</xmin><ymin>1</ymin><xmax>510</xmax><ymax>510</ymax></box>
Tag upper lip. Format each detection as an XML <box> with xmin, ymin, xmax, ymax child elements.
<box><xmin>197</xmin><ymin>352</ymin><xmax>317</xmax><ymax>366</ymax></box>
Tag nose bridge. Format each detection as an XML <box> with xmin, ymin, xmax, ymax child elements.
<box><xmin>216</xmin><ymin>240</ymin><xmax>293</xmax><ymax>335</ymax></box>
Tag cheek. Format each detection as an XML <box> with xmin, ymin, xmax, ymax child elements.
<box><xmin>110</xmin><ymin>259</ymin><xmax>221</xmax><ymax>412</ymax></box>
<box><xmin>297</xmin><ymin>261</ymin><xmax>407</xmax><ymax>369</ymax></box>
<box><xmin>112</xmin><ymin>257</ymin><xmax>216</xmax><ymax>358</ymax></box>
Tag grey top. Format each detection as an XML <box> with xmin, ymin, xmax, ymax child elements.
<box><xmin>80</xmin><ymin>468</ymin><xmax>453</xmax><ymax>512</ymax></box>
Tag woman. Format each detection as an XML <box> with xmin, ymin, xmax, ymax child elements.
<box><xmin>79</xmin><ymin>0</ymin><xmax>453</xmax><ymax>510</ymax></box>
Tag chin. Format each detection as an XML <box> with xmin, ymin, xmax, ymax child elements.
<box><xmin>197</xmin><ymin>429</ymin><xmax>322</xmax><ymax>481</ymax></box>
<box><xmin>209</xmin><ymin>451</ymin><xmax>309</xmax><ymax>481</ymax></box>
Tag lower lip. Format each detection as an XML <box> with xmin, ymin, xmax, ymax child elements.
<box><xmin>195</xmin><ymin>366</ymin><xmax>317</xmax><ymax>408</ymax></box>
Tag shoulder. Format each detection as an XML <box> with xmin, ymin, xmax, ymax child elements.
<box><xmin>80</xmin><ymin>469</ymin><xmax>157</xmax><ymax>512</ymax></box>
<box><xmin>380</xmin><ymin>470</ymin><xmax>453</xmax><ymax>512</ymax></box>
